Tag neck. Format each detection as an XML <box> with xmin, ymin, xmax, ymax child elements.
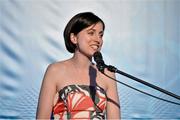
<box><xmin>71</xmin><ymin>51</ymin><xmax>92</xmax><ymax>70</ymax></box>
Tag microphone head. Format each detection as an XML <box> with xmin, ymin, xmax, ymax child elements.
<box><xmin>93</xmin><ymin>51</ymin><xmax>106</xmax><ymax>73</ymax></box>
<box><xmin>93</xmin><ymin>51</ymin><xmax>103</xmax><ymax>63</ymax></box>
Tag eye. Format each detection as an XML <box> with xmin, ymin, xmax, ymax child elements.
<box><xmin>99</xmin><ymin>33</ymin><xmax>103</xmax><ymax>38</ymax></box>
<box><xmin>88</xmin><ymin>31</ymin><xmax>94</xmax><ymax>35</ymax></box>
<box><xmin>100</xmin><ymin>34</ymin><xmax>103</xmax><ymax>38</ymax></box>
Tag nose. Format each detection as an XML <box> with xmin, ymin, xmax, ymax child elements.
<box><xmin>93</xmin><ymin>33</ymin><xmax>102</xmax><ymax>44</ymax></box>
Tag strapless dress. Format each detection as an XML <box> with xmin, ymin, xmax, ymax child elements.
<box><xmin>51</xmin><ymin>84</ymin><xmax>107</xmax><ymax>119</ymax></box>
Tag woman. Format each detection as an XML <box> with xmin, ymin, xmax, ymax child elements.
<box><xmin>36</xmin><ymin>12</ymin><xmax>120</xmax><ymax>119</ymax></box>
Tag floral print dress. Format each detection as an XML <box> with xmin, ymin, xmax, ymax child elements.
<box><xmin>51</xmin><ymin>84</ymin><xmax>107</xmax><ymax>120</ymax></box>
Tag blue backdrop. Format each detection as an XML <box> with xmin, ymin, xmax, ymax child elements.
<box><xmin>0</xmin><ymin>0</ymin><xmax>180</xmax><ymax>119</ymax></box>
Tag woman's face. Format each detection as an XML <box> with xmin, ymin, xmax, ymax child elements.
<box><xmin>71</xmin><ymin>22</ymin><xmax>104</xmax><ymax>57</ymax></box>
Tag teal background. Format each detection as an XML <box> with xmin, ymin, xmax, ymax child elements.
<box><xmin>0</xmin><ymin>0</ymin><xmax>180</xmax><ymax>119</ymax></box>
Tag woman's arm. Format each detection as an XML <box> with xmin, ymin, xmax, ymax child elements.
<box><xmin>36</xmin><ymin>64</ymin><xmax>58</xmax><ymax>119</ymax></box>
<box><xmin>104</xmin><ymin>69</ymin><xmax>121</xmax><ymax>119</ymax></box>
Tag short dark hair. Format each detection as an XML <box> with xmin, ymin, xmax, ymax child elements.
<box><xmin>63</xmin><ymin>12</ymin><xmax>105</xmax><ymax>53</ymax></box>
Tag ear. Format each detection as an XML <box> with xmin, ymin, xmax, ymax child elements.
<box><xmin>70</xmin><ymin>33</ymin><xmax>77</xmax><ymax>44</ymax></box>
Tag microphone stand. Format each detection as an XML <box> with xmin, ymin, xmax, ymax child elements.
<box><xmin>106</xmin><ymin>65</ymin><xmax>180</xmax><ymax>100</ymax></box>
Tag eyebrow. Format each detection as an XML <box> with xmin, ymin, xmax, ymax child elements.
<box><xmin>87</xmin><ymin>28</ymin><xmax>104</xmax><ymax>34</ymax></box>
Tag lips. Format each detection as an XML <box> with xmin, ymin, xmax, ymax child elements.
<box><xmin>90</xmin><ymin>44</ymin><xmax>99</xmax><ymax>50</ymax></box>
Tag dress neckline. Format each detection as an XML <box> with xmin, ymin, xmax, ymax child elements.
<box><xmin>58</xmin><ymin>84</ymin><xmax>106</xmax><ymax>95</ymax></box>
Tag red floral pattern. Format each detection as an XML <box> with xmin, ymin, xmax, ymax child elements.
<box><xmin>52</xmin><ymin>85</ymin><xmax>107</xmax><ymax>119</ymax></box>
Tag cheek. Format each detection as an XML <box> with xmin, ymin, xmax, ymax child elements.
<box><xmin>78</xmin><ymin>38</ymin><xmax>89</xmax><ymax>47</ymax></box>
<box><xmin>78</xmin><ymin>34</ymin><xmax>90</xmax><ymax>42</ymax></box>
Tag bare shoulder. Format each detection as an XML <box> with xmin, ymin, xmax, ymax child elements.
<box><xmin>102</xmin><ymin>68</ymin><xmax>117</xmax><ymax>89</ymax></box>
<box><xmin>47</xmin><ymin>61</ymin><xmax>66</xmax><ymax>73</ymax></box>
<box><xmin>104</xmin><ymin>68</ymin><xmax>115</xmax><ymax>78</ymax></box>
<box><xmin>44</xmin><ymin>60</ymin><xmax>68</xmax><ymax>83</ymax></box>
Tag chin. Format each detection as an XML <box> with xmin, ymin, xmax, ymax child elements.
<box><xmin>91</xmin><ymin>50</ymin><xmax>98</xmax><ymax>56</ymax></box>
<box><xmin>82</xmin><ymin>49</ymin><xmax>100</xmax><ymax>58</ymax></box>
<box><xmin>85</xmin><ymin>51</ymin><xmax>95</xmax><ymax>58</ymax></box>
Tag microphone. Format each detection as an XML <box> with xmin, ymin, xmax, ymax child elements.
<box><xmin>93</xmin><ymin>51</ymin><xmax>117</xmax><ymax>73</ymax></box>
<box><xmin>93</xmin><ymin>52</ymin><xmax>180</xmax><ymax>101</ymax></box>
<box><xmin>93</xmin><ymin>51</ymin><xmax>106</xmax><ymax>73</ymax></box>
